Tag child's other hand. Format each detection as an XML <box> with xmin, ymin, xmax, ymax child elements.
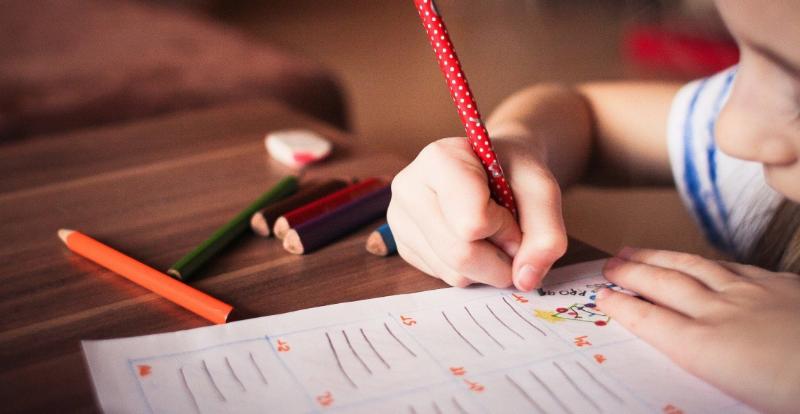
<box><xmin>597</xmin><ymin>248</ymin><xmax>800</xmax><ymax>414</ymax></box>
<box><xmin>388</xmin><ymin>137</ymin><xmax>567</xmax><ymax>290</ymax></box>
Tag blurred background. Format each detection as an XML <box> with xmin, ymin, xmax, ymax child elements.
<box><xmin>215</xmin><ymin>0</ymin><xmax>729</xmax><ymax>157</ymax></box>
<box><xmin>2</xmin><ymin>0</ymin><xmax>737</xmax><ymax>258</ymax></box>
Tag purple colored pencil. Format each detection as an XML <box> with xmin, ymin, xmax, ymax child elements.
<box><xmin>282</xmin><ymin>185</ymin><xmax>391</xmax><ymax>254</ymax></box>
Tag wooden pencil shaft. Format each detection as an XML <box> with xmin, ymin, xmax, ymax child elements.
<box><xmin>293</xmin><ymin>185</ymin><xmax>391</xmax><ymax>254</ymax></box>
<box><xmin>62</xmin><ymin>231</ymin><xmax>232</xmax><ymax>324</ymax></box>
<box><xmin>169</xmin><ymin>175</ymin><xmax>298</xmax><ymax>279</ymax></box>
<box><xmin>251</xmin><ymin>179</ymin><xmax>348</xmax><ymax>236</ymax></box>
<box><xmin>377</xmin><ymin>223</ymin><xmax>397</xmax><ymax>255</ymax></box>
<box><xmin>280</xmin><ymin>177</ymin><xmax>383</xmax><ymax>228</ymax></box>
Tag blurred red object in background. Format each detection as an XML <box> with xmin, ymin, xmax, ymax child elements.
<box><xmin>624</xmin><ymin>24</ymin><xmax>739</xmax><ymax>77</ymax></box>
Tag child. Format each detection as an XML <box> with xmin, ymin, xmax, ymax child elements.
<box><xmin>387</xmin><ymin>1</ymin><xmax>800</xmax><ymax>412</ymax></box>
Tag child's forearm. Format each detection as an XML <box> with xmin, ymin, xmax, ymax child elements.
<box><xmin>487</xmin><ymin>82</ymin><xmax>681</xmax><ymax>187</ymax></box>
<box><xmin>487</xmin><ymin>84</ymin><xmax>592</xmax><ymax>187</ymax></box>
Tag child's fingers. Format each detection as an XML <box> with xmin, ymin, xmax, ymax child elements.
<box><xmin>616</xmin><ymin>248</ymin><xmax>736</xmax><ymax>291</ymax></box>
<box><xmin>603</xmin><ymin>257</ymin><xmax>718</xmax><ymax>317</ymax></box>
<box><xmin>397</xmin><ymin>240</ymin><xmax>472</xmax><ymax>288</ymax></box>
<box><xmin>485</xmin><ymin>203</ymin><xmax>522</xmax><ymax>257</ymax></box>
<box><xmin>393</xmin><ymin>151</ymin><xmax>514</xmax><ymax>288</ymax></box>
<box><xmin>423</xmin><ymin>138</ymin><xmax>522</xmax><ymax>256</ymax></box>
<box><xmin>391</xmin><ymin>157</ymin><xmax>485</xmax><ymax>287</ymax></box>
<box><xmin>595</xmin><ymin>288</ymin><xmax>699</xmax><ymax>366</ymax></box>
<box><xmin>387</xmin><ymin>197</ymin><xmax>436</xmax><ymax>276</ymax></box>
<box><xmin>412</xmin><ymin>190</ymin><xmax>513</xmax><ymax>288</ymax></box>
<box><xmin>388</xmin><ymin>221</ymin><xmax>430</xmax><ymax>275</ymax></box>
<box><xmin>393</xmin><ymin>240</ymin><xmax>434</xmax><ymax>277</ymax></box>
<box><xmin>509</xmin><ymin>165</ymin><xmax>568</xmax><ymax>291</ymax></box>
<box><xmin>388</xmin><ymin>203</ymin><xmax>471</xmax><ymax>287</ymax></box>
<box><xmin>716</xmin><ymin>260</ymin><xmax>800</xmax><ymax>280</ymax></box>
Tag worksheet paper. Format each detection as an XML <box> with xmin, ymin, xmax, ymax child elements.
<box><xmin>83</xmin><ymin>260</ymin><xmax>753</xmax><ymax>414</ymax></box>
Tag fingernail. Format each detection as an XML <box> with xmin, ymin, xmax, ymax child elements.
<box><xmin>617</xmin><ymin>246</ymin><xmax>637</xmax><ymax>259</ymax></box>
<box><xmin>603</xmin><ymin>257</ymin><xmax>625</xmax><ymax>272</ymax></box>
<box><xmin>595</xmin><ymin>288</ymin><xmax>610</xmax><ymax>301</ymax></box>
<box><xmin>514</xmin><ymin>264</ymin><xmax>536</xmax><ymax>291</ymax></box>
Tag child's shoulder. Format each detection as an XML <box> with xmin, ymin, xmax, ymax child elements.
<box><xmin>670</xmin><ymin>67</ymin><xmax>737</xmax><ymax>134</ymax></box>
<box><xmin>666</xmin><ymin>66</ymin><xmax>782</xmax><ymax>259</ymax></box>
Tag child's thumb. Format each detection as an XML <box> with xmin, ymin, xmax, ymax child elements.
<box><xmin>509</xmin><ymin>168</ymin><xmax>568</xmax><ymax>291</ymax></box>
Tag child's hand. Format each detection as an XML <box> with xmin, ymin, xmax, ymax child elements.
<box><xmin>388</xmin><ymin>137</ymin><xmax>567</xmax><ymax>290</ymax></box>
<box><xmin>597</xmin><ymin>247</ymin><xmax>800</xmax><ymax>414</ymax></box>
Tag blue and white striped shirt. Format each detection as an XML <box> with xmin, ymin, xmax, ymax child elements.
<box><xmin>667</xmin><ymin>66</ymin><xmax>783</xmax><ymax>259</ymax></box>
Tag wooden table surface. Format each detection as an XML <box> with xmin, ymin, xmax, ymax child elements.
<box><xmin>0</xmin><ymin>100</ymin><xmax>606</xmax><ymax>413</ymax></box>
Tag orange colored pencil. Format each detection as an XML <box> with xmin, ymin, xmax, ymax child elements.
<box><xmin>58</xmin><ymin>229</ymin><xmax>232</xmax><ymax>324</ymax></box>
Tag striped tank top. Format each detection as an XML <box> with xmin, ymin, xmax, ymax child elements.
<box><xmin>667</xmin><ymin>66</ymin><xmax>783</xmax><ymax>259</ymax></box>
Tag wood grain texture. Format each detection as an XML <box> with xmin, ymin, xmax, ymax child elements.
<box><xmin>0</xmin><ymin>100</ymin><xmax>606</xmax><ymax>413</ymax></box>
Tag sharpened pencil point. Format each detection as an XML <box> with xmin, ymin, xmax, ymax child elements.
<box><xmin>282</xmin><ymin>230</ymin><xmax>304</xmax><ymax>255</ymax></box>
<box><xmin>167</xmin><ymin>268</ymin><xmax>183</xmax><ymax>280</ymax></box>
<box><xmin>366</xmin><ymin>231</ymin><xmax>388</xmax><ymax>256</ymax></box>
<box><xmin>250</xmin><ymin>212</ymin><xmax>270</xmax><ymax>237</ymax></box>
<box><xmin>58</xmin><ymin>229</ymin><xmax>74</xmax><ymax>244</ymax></box>
<box><xmin>273</xmin><ymin>217</ymin><xmax>290</xmax><ymax>240</ymax></box>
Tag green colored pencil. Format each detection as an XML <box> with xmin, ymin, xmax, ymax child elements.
<box><xmin>168</xmin><ymin>176</ymin><xmax>298</xmax><ymax>280</ymax></box>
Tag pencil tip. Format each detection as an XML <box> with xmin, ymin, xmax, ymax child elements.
<box><xmin>58</xmin><ymin>229</ymin><xmax>74</xmax><ymax>244</ymax></box>
<box><xmin>167</xmin><ymin>269</ymin><xmax>182</xmax><ymax>280</ymax></box>
<box><xmin>366</xmin><ymin>231</ymin><xmax>387</xmax><ymax>256</ymax></box>
<box><xmin>273</xmin><ymin>217</ymin><xmax>289</xmax><ymax>240</ymax></box>
<box><xmin>282</xmin><ymin>230</ymin><xmax>304</xmax><ymax>255</ymax></box>
<box><xmin>250</xmin><ymin>213</ymin><xmax>270</xmax><ymax>237</ymax></box>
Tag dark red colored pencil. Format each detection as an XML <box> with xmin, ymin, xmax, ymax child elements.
<box><xmin>272</xmin><ymin>177</ymin><xmax>384</xmax><ymax>239</ymax></box>
<box><xmin>283</xmin><ymin>185</ymin><xmax>391</xmax><ymax>254</ymax></box>
<box><xmin>250</xmin><ymin>179</ymin><xmax>348</xmax><ymax>237</ymax></box>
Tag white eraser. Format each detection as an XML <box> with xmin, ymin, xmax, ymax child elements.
<box><xmin>265</xmin><ymin>129</ymin><xmax>332</xmax><ymax>168</ymax></box>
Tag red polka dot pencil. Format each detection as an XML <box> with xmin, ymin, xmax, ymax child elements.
<box><xmin>272</xmin><ymin>177</ymin><xmax>385</xmax><ymax>239</ymax></box>
<box><xmin>412</xmin><ymin>0</ymin><xmax>517</xmax><ymax>216</ymax></box>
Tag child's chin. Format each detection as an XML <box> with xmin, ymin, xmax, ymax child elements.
<box><xmin>764</xmin><ymin>164</ymin><xmax>800</xmax><ymax>202</ymax></box>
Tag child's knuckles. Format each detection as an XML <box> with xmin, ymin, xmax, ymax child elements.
<box><xmin>390</xmin><ymin>169</ymin><xmax>414</xmax><ymax>197</ymax></box>
<box><xmin>626</xmin><ymin>301</ymin><xmax>655</xmax><ymax>332</ymax></box>
<box><xmin>599</xmin><ymin>293</ymin><xmax>649</xmax><ymax>330</ymax></box>
<box><xmin>419</xmin><ymin>139</ymin><xmax>454</xmax><ymax>163</ymax></box>
<box><xmin>649</xmin><ymin>266</ymin><xmax>682</xmax><ymax>286</ymax></box>
<box><xmin>669</xmin><ymin>252</ymin><xmax>708</xmax><ymax>269</ymax></box>
<box><xmin>517</xmin><ymin>170</ymin><xmax>560</xmax><ymax>202</ymax></box>
<box><xmin>632</xmin><ymin>249</ymin><xmax>702</xmax><ymax>268</ymax></box>
<box><xmin>538</xmin><ymin>176</ymin><xmax>562</xmax><ymax>201</ymax></box>
<box><xmin>452</xmin><ymin>212</ymin><xmax>493</xmax><ymax>241</ymax></box>
<box><xmin>524</xmin><ymin>231</ymin><xmax>567</xmax><ymax>261</ymax></box>
<box><xmin>445</xmin><ymin>243</ymin><xmax>481</xmax><ymax>272</ymax></box>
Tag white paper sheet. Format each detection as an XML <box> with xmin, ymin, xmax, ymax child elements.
<box><xmin>83</xmin><ymin>260</ymin><xmax>753</xmax><ymax>413</ymax></box>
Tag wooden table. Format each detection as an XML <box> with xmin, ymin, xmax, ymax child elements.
<box><xmin>0</xmin><ymin>100</ymin><xmax>606</xmax><ymax>412</ymax></box>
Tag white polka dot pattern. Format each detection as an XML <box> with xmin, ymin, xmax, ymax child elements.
<box><xmin>413</xmin><ymin>0</ymin><xmax>518</xmax><ymax>217</ymax></box>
